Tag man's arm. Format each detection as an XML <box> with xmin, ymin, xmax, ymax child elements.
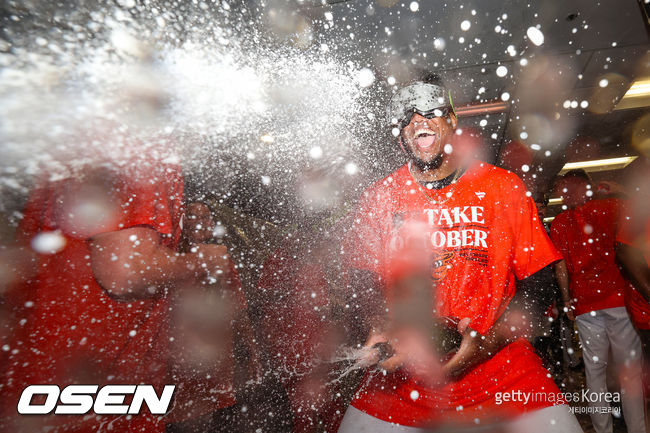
<box><xmin>89</xmin><ymin>226</ymin><xmax>230</xmax><ymax>299</ymax></box>
<box><xmin>510</xmin><ymin>263</ymin><xmax>561</xmax><ymax>331</ymax></box>
<box><xmin>442</xmin><ymin>263</ymin><xmax>560</xmax><ymax>379</ymax></box>
<box><xmin>554</xmin><ymin>259</ymin><xmax>575</xmax><ymax>320</ymax></box>
<box><xmin>617</xmin><ymin>243</ymin><xmax>650</xmax><ymax>302</ymax></box>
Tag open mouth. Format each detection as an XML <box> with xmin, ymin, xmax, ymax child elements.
<box><xmin>414</xmin><ymin>130</ymin><xmax>436</xmax><ymax>149</ymax></box>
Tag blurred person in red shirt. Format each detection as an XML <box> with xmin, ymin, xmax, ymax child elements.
<box><xmin>166</xmin><ymin>201</ymin><xmax>261</xmax><ymax>432</ymax></box>
<box><xmin>258</xmin><ymin>227</ymin><xmax>346</xmax><ymax>433</ymax></box>
<box><xmin>616</xmin><ymin>156</ymin><xmax>650</xmax><ymax>409</ymax></box>
<box><xmin>0</xmin><ymin>161</ymin><xmax>233</xmax><ymax>433</ymax></box>
<box><xmin>337</xmin><ymin>81</ymin><xmax>582</xmax><ymax>433</ymax></box>
<box><xmin>551</xmin><ymin>169</ymin><xmax>646</xmax><ymax>433</ymax></box>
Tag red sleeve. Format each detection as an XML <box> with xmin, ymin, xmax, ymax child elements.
<box><xmin>342</xmin><ymin>189</ymin><xmax>386</xmax><ymax>275</ymax></box>
<box><xmin>616</xmin><ymin>200</ymin><xmax>634</xmax><ymax>246</ymax></box>
<box><xmin>16</xmin><ymin>182</ymin><xmax>54</xmax><ymax>243</ymax></box>
<box><xmin>507</xmin><ymin>174</ymin><xmax>562</xmax><ymax>279</ymax></box>
<box><xmin>112</xmin><ymin>166</ymin><xmax>184</xmax><ymax>245</ymax></box>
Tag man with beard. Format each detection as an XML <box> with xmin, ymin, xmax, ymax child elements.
<box><xmin>338</xmin><ymin>82</ymin><xmax>583</xmax><ymax>432</ymax></box>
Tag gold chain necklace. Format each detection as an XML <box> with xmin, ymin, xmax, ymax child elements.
<box><xmin>407</xmin><ymin>161</ymin><xmax>463</xmax><ymax>205</ymax></box>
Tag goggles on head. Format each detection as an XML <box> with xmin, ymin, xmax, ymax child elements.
<box><xmin>387</xmin><ymin>82</ymin><xmax>456</xmax><ymax>130</ymax></box>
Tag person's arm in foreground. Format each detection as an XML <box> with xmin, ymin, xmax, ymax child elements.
<box><xmin>89</xmin><ymin>226</ymin><xmax>231</xmax><ymax>299</ymax></box>
<box><xmin>353</xmin><ymin>263</ymin><xmax>560</xmax><ymax>381</ymax></box>
<box><xmin>441</xmin><ymin>263</ymin><xmax>559</xmax><ymax>379</ymax></box>
<box><xmin>617</xmin><ymin>243</ymin><xmax>650</xmax><ymax>302</ymax></box>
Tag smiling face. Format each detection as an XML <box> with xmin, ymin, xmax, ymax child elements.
<box><xmin>400</xmin><ymin>112</ymin><xmax>457</xmax><ymax>171</ymax></box>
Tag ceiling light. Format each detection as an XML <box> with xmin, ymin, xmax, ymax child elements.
<box><xmin>614</xmin><ymin>77</ymin><xmax>650</xmax><ymax>111</ymax></box>
<box><xmin>260</xmin><ymin>134</ymin><xmax>274</xmax><ymax>143</ymax></box>
<box><xmin>456</xmin><ymin>101</ymin><xmax>508</xmax><ymax>117</ymax></box>
<box><xmin>558</xmin><ymin>156</ymin><xmax>638</xmax><ymax>174</ymax></box>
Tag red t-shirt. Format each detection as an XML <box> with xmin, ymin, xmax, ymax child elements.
<box><xmin>0</xmin><ymin>164</ymin><xmax>183</xmax><ymax>433</ymax></box>
<box><xmin>616</xmin><ymin>207</ymin><xmax>650</xmax><ymax>330</ymax></box>
<box><xmin>343</xmin><ymin>161</ymin><xmax>563</xmax><ymax>427</ymax></box>
<box><xmin>550</xmin><ymin>199</ymin><xmax>627</xmax><ymax>316</ymax></box>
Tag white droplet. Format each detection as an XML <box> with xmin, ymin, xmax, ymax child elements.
<box><xmin>260</xmin><ymin>134</ymin><xmax>274</xmax><ymax>143</ymax></box>
<box><xmin>444</xmin><ymin>144</ymin><xmax>453</xmax><ymax>154</ymax></box>
<box><xmin>410</xmin><ymin>390</ymin><xmax>419</xmax><ymax>400</ymax></box>
<box><xmin>520</xmin><ymin>58</ymin><xmax>528</xmax><ymax>66</ymax></box>
<box><xmin>117</xmin><ymin>0</ymin><xmax>136</xmax><ymax>8</ymax></box>
<box><xmin>521</xmin><ymin>164</ymin><xmax>530</xmax><ymax>172</ymax></box>
<box><xmin>479</xmin><ymin>119</ymin><xmax>488</xmax><ymax>127</ymax></box>
<box><xmin>599</xmin><ymin>78</ymin><xmax>609</xmax><ymax>87</ymax></box>
<box><xmin>580</xmin><ymin>100</ymin><xmax>589</xmax><ymax>108</ymax></box>
<box><xmin>309</xmin><ymin>146</ymin><xmax>323</xmax><ymax>158</ymax></box>
<box><xmin>261</xmin><ymin>176</ymin><xmax>271</xmax><ymax>185</ymax></box>
<box><xmin>570</xmin><ymin>100</ymin><xmax>578</xmax><ymax>108</ymax></box>
<box><xmin>409</xmin><ymin>1</ymin><xmax>419</xmax><ymax>12</ymax></box>
<box><xmin>460</xmin><ymin>20</ymin><xmax>471</xmax><ymax>31</ymax></box>
<box><xmin>357</xmin><ymin>68</ymin><xmax>375</xmax><ymax>88</ymax></box>
<box><xmin>520</xmin><ymin>132</ymin><xmax>529</xmax><ymax>139</ymax></box>
<box><xmin>345</xmin><ymin>162</ymin><xmax>358</xmax><ymax>175</ymax></box>
<box><xmin>527</xmin><ymin>26</ymin><xmax>544</xmax><ymax>46</ymax></box>
<box><xmin>531</xmin><ymin>144</ymin><xmax>541</xmax><ymax>151</ymax></box>
<box><xmin>31</xmin><ymin>231</ymin><xmax>66</xmax><ymax>254</ymax></box>
<box><xmin>433</xmin><ymin>38</ymin><xmax>446</xmax><ymax>51</ymax></box>
<box><xmin>392</xmin><ymin>127</ymin><xmax>400</xmax><ymax>137</ymax></box>
<box><xmin>496</xmin><ymin>66</ymin><xmax>508</xmax><ymax>77</ymax></box>
<box><xmin>563</xmin><ymin>100</ymin><xmax>571</xmax><ymax>109</ymax></box>
<box><xmin>324</xmin><ymin>12</ymin><xmax>333</xmax><ymax>21</ymax></box>
<box><xmin>387</xmin><ymin>76</ymin><xmax>396</xmax><ymax>85</ymax></box>
<box><xmin>501</xmin><ymin>92</ymin><xmax>510</xmax><ymax>101</ymax></box>
<box><xmin>129</xmin><ymin>330</ymin><xmax>137</xmax><ymax>337</ymax></box>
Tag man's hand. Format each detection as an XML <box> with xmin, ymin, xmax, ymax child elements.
<box><xmin>191</xmin><ymin>244</ymin><xmax>232</xmax><ymax>281</ymax></box>
<box><xmin>360</xmin><ymin>331</ymin><xmax>390</xmax><ymax>367</ymax></box>
<box><xmin>441</xmin><ymin>317</ymin><xmax>511</xmax><ymax>380</ymax></box>
<box><xmin>361</xmin><ymin>327</ymin><xmax>443</xmax><ymax>385</ymax></box>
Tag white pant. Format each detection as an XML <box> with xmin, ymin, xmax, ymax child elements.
<box><xmin>576</xmin><ymin>306</ymin><xmax>646</xmax><ymax>433</ymax></box>
<box><xmin>337</xmin><ymin>404</ymin><xmax>583</xmax><ymax>433</ymax></box>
